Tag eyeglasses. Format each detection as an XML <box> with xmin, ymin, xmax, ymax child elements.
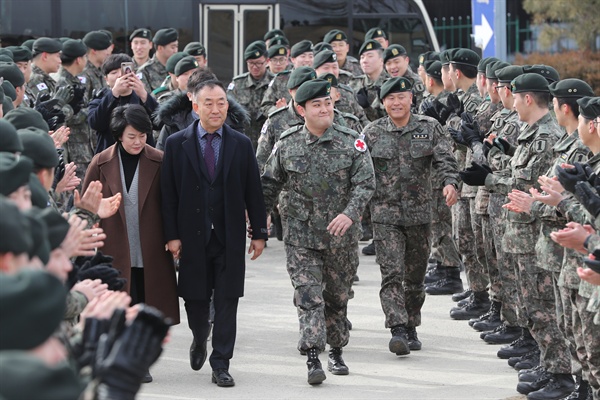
<box><xmin>496</xmin><ymin>85</ymin><xmax>509</xmax><ymax>89</ymax></box>
<box><xmin>247</xmin><ymin>61</ymin><xmax>266</xmax><ymax>68</ymax></box>
<box><xmin>270</xmin><ymin>57</ymin><xmax>288</xmax><ymax>65</ymax></box>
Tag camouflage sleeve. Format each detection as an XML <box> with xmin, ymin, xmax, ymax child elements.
<box><xmin>342</xmin><ymin>148</ymin><xmax>376</xmax><ymax>223</ymax></box>
<box><xmin>259</xmin><ymin>79</ymin><xmax>279</xmax><ymax>118</ymax></box>
<box><xmin>64</xmin><ymin>290</ymin><xmax>88</xmax><ymax>324</ymax></box>
<box><xmin>432</xmin><ymin>123</ymin><xmax>459</xmax><ymax>187</ymax></box>
<box><xmin>260</xmin><ymin>142</ymin><xmax>287</xmax><ymax>212</ymax></box>
<box><xmin>140</xmin><ymin>68</ymin><xmax>153</xmax><ymax>94</ymax></box>
<box><xmin>256</xmin><ymin>119</ymin><xmax>276</xmax><ymax>171</ymax></box>
<box><xmin>584</xmin><ymin>233</ymin><xmax>600</xmax><ymax>253</ymax></box>
<box><xmin>556</xmin><ymin>196</ymin><xmax>595</xmax><ymax>225</ymax></box>
<box><xmin>69</xmin><ymin>207</ymin><xmax>101</xmax><ymax>229</ymax></box>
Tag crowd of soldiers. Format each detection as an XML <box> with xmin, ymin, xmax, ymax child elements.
<box><xmin>0</xmin><ymin>24</ymin><xmax>599</xmax><ymax>400</ymax></box>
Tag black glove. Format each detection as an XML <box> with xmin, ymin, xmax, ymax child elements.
<box><xmin>446</xmin><ymin>93</ymin><xmax>464</xmax><ymax>116</ymax></box>
<box><xmin>70</xmin><ymin>85</ymin><xmax>86</xmax><ymax>115</ymax></box>
<box><xmin>35</xmin><ymin>98</ymin><xmax>66</xmax><ymax>130</ymax></box>
<box><xmin>483</xmin><ymin>140</ymin><xmax>492</xmax><ymax>158</ymax></box>
<box><xmin>492</xmin><ymin>137</ymin><xmax>515</xmax><ymax>156</ymax></box>
<box><xmin>448</xmin><ymin>127</ymin><xmax>468</xmax><ymax>146</ymax></box>
<box><xmin>584</xmin><ymin>250</ymin><xmax>600</xmax><ymax>274</ymax></box>
<box><xmin>35</xmin><ymin>91</ymin><xmax>52</xmax><ymax>106</ymax></box>
<box><xmin>460</xmin><ymin>113</ymin><xmax>482</xmax><ymax>147</ymax></box>
<box><xmin>356</xmin><ymin>87</ymin><xmax>370</xmax><ymax>109</ymax></box>
<box><xmin>76</xmin><ymin>317</ymin><xmax>111</xmax><ymax>369</ymax></box>
<box><xmin>459</xmin><ymin>162</ymin><xmax>492</xmax><ymax>186</ymax></box>
<box><xmin>92</xmin><ymin>87</ymin><xmax>109</xmax><ymax>100</ymax></box>
<box><xmin>574</xmin><ymin>181</ymin><xmax>600</xmax><ymax>218</ymax></box>
<box><xmin>78</xmin><ymin>263</ymin><xmax>126</xmax><ymax>291</ymax></box>
<box><xmin>53</xmin><ymin>85</ymin><xmax>74</xmax><ymax>107</ymax></box>
<box><xmin>555</xmin><ymin>162</ymin><xmax>595</xmax><ymax>194</ymax></box>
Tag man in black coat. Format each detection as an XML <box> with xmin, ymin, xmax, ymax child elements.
<box><xmin>161</xmin><ymin>79</ymin><xmax>267</xmax><ymax>387</ymax></box>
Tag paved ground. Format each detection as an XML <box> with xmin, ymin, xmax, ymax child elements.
<box><xmin>139</xmin><ymin>239</ymin><xmax>527</xmax><ymax>400</ymax></box>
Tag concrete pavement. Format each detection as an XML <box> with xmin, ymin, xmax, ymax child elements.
<box><xmin>139</xmin><ymin>239</ymin><xmax>526</xmax><ymax>400</ymax></box>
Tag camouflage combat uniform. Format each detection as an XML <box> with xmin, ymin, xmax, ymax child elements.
<box><xmin>81</xmin><ymin>61</ymin><xmax>106</xmax><ymax>102</ymax></box>
<box><xmin>259</xmin><ymin>70</ymin><xmax>291</xmax><ymax>118</ymax></box>
<box><xmin>138</xmin><ymin>55</ymin><xmax>168</xmax><ymax>94</ymax></box>
<box><xmin>364</xmin><ymin>114</ymin><xmax>458</xmax><ymax>329</ymax></box>
<box><xmin>402</xmin><ymin>67</ymin><xmax>425</xmax><ymax>113</ymax></box>
<box><xmin>337</xmin><ymin>84</ymin><xmax>368</xmax><ymax>126</ymax></box>
<box><xmin>261</xmin><ymin>123</ymin><xmax>376</xmax><ymax>352</ymax></box>
<box><xmin>340</xmin><ymin>56</ymin><xmax>362</xmax><ymax>77</ymax></box>
<box><xmin>349</xmin><ymin>70</ymin><xmax>389</xmax><ymax>122</ymax></box>
<box><xmin>27</xmin><ymin>65</ymin><xmax>57</xmax><ymax>99</ymax></box>
<box><xmin>153</xmin><ymin>76</ymin><xmax>178</xmax><ymax>104</ymax></box>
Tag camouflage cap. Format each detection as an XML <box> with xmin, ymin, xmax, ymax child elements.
<box><xmin>244</xmin><ymin>40</ymin><xmax>267</xmax><ymax>61</ymax></box>
<box><xmin>23</xmin><ymin>208</ymin><xmax>50</xmax><ymax>264</ymax></box>
<box><xmin>291</xmin><ymin>40</ymin><xmax>313</xmax><ymax>58</ymax></box>
<box><xmin>184</xmin><ymin>42</ymin><xmax>206</xmax><ymax>57</ymax></box>
<box><xmin>174</xmin><ymin>56</ymin><xmax>199</xmax><ymax>77</ymax></box>
<box><xmin>477</xmin><ymin>56</ymin><xmax>500</xmax><ymax>73</ymax></box>
<box><xmin>0</xmin><ymin>119</ymin><xmax>23</xmax><ymax>153</ymax></box>
<box><xmin>4</xmin><ymin>107</ymin><xmax>49</xmax><ymax>131</ymax></box>
<box><xmin>485</xmin><ymin>61</ymin><xmax>510</xmax><ymax>80</ymax></box>
<box><xmin>511</xmin><ymin>73</ymin><xmax>549</xmax><ymax>94</ymax></box>
<box><xmin>418</xmin><ymin>51</ymin><xmax>440</xmax><ymax>65</ymax></box>
<box><xmin>7</xmin><ymin>46</ymin><xmax>33</xmax><ymax>62</ymax></box>
<box><xmin>129</xmin><ymin>28</ymin><xmax>152</xmax><ymax>41</ymax></box>
<box><xmin>383</xmin><ymin>44</ymin><xmax>407</xmax><ymax>63</ymax></box>
<box><xmin>523</xmin><ymin>64</ymin><xmax>560</xmax><ymax>83</ymax></box>
<box><xmin>0</xmin><ymin>62</ymin><xmax>25</xmax><ymax>88</ymax></box>
<box><xmin>379</xmin><ymin>76</ymin><xmax>413</xmax><ymax>99</ymax></box>
<box><xmin>83</xmin><ymin>31</ymin><xmax>112</xmax><ymax>51</ymax></box>
<box><xmin>268</xmin><ymin>35</ymin><xmax>290</xmax><ymax>48</ymax></box>
<box><xmin>295</xmin><ymin>79</ymin><xmax>331</xmax><ymax>104</ymax></box>
<box><xmin>495</xmin><ymin>65</ymin><xmax>524</xmax><ymax>83</ymax></box>
<box><xmin>577</xmin><ymin>97</ymin><xmax>600</xmax><ymax>120</ymax></box>
<box><xmin>324</xmin><ymin>29</ymin><xmax>347</xmax><ymax>43</ymax></box>
<box><xmin>313</xmin><ymin>49</ymin><xmax>337</xmax><ymax>69</ymax></box>
<box><xmin>548</xmin><ymin>79</ymin><xmax>594</xmax><ymax>99</ymax></box>
<box><xmin>313</xmin><ymin>42</ymin><xmax>333</xmax><ymax>54</ymax></box>
<box><xmin>287</xmin><ymin>66</ymin><xmax>317</xmax><ymax>90</ymax></box>
<box><xmin>153</xmin><ymin>28</ymin><xmax>178</xmax><ymax>46</ymax></box>
<box><xmin>365</xmin><ymin>27</ymin><xmax>387</xmax><ymax>41</ymax></box>
<box><xmin>449</xmin><ymin>48</ymin><xmax>481</xmax><ymax>67</ymax></box>
<box><xmin>19</xmin><ymin>127</ymin><xmax>58</xmax><ymax>168</ymax></box>
<box><xmin>61</xmin><ymin>39</ymin><xmax>87</xmax><ymax>59</ymax></box>
<box><xmin>0</xmin><ymin>197</ymin><xmax>31</xmax><ymax>255</ymax></box>
<box><xmin>38</xmin><ymin>207</ymin><xmax>70</xmax><ymax>250</ymax></box>
<box><xmin>165</xmin><ymin>52</ymin><xmax>188</xmax><ymax>74</ymax></box>
<box><xmin>267</xmin><ymin>44</ymin><xmax>288</xmax><ymax>59</ymax></box>
<box><xmin>32</xmin><ymin>37</ymin><xmax>62</xmax><ymax>55</ymax></box>
<box><xmin>318</xmin><ymin>72</ymin><xmax>338</xmax><ymax>88</ymax></box>
<box><xmin>359</xmin><ymin>39</ymin><xmax>383</xmax><ymax>57</ymax></box>
<box><xmin>425</xmin><ymin>60</ymin><xmax>443</xmax><ymax>80</ymax></box>
<box><xmin>0</xmin><ymin>152</ymin><xmax>33</xmax><ymax>196</ymax></box>
<box><xmin>264</xmin><ymin>29</ymin><xmax>285</xmax><ymax>42</ymax></box>
<box><xmin>1</xmin><ymin>80</ymin><xmax>16</xmax><ymax>101</ymax></box>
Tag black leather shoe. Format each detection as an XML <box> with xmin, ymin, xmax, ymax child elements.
<box><xmin>516</xmin><ymin>369</ymin><xmax>552</xmax><ymax>395</ymax></box>
<box><xmin>327</xmin><ymin>347</ymin><xmax>349</xmax><ymax>375</ymax></box>
<box><xmin>190</xmin><ymin>339</ymin><xmax>207</xmax><ymax>371</ymax></box>
<box><xmin>389</xmin><ymin>325</ymin><xmax>410</xmax><ymax>355</ymax></box>
<box><xmin>563</xmin><ymin>377</ymin><xmax>591</xmax><ymax>400</ymax></box>
<box><xmin>526</xmin><ymin>373</ymin><xmax>574</xmax><ymax>399</ymax></box>
<box><xmin>514</xmin><ymin>350</ymin><xmax>540</xmax><ymax>371</ymax></box>
<box><xmin>497</xmin><ymin>330</ymin><xmax>538</xmax><ymax>359</ymax></box>
<box><xmin>362</xmin><ymin>241</ymin><xmax>375</xmax><ymax>255</ymax></box>
<box><xmin>212</xmin><ymin>369</ymin><xmax>235</xmax><ymax>387</ymax></box>
<box><xmin>519</xmin><ymin>365</ymin><xmax>545</xmax><ymax>383</ymax></box>
<box><xmin>484</xmin><ymin>325</ymin><xmax>522</xmax><ymax>344</ymax></box>
<box><xmin>142</xmin><ymin>370</ymin><xmax>153</xmax><ymax>383</ymax></box>
<box><xmin>509</xmin><ymin>347</ymin><xmax>540</xmax><ymax>368</ymax></box>
<box><xmin>406</xmin><ymin>326</ymin><xmax>422</xmax><ymax>351</ymax></box>
<box><xmin>307</xmin><ymin>348</ymin><xmax>326</xmax><ymax>385</ymax></box>
<box><xmin>452</xmin><ymin>289</ymin><xmax>472</xmax><ymax>302</ymax></box>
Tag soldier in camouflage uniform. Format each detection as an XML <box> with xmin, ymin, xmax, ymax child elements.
<box><xmin>81</xmin><ymin>31</ymin><xmax>113</xmax><ymax>102</ymax></box>
<box><xmin>365</xmin><ymin>27</ymin><xmax>389</xmax><ymax>49</ymax></box>
<box><xmin>228</xmin><ymin>41</ymin><xmax>274</xmax><ymax>151</ymax></box>
<box><xmin>383</xmin><ymin>44</ymin><xmax>425</xmax><ymax>112</ymax></box>
<box><xmin>323</xmin><ymin>30</ymin><xmax>363</xmax><ymax>77</ymax></box>
<box><xmin>261</xmin><ymin>79</ymin><xmax>375</xmax><ymax>385</ymax></box>
<box><xmin>8</xmin><ymin>45</ymin><xmax>36</xmax><ymax>108</ymax></box>
<box><xmin>129</xmin><ymin>28</ymin><xmax>153</xmax><ymax>71</ymax></box>
<box><xmin>350</xmin><ymin>40</ymin><xmax>389</xmax><ymax>122</ymax></box>
<box><xmin>152</xmin><ymin>52</ymin><xmax>188</xmax><ymax>104</ymax></box>
<box><xmin>364</xmin><ymin>77</ymin><xmax>459</xmax><ymax>356</ymax></box>
<box><xmin>28</xmin><ymin>38</ymin><xmax>63</xmax><ymax>100</ymax></box>
<box><xmin>138</xmin><ymin>28</ymin><xmax>179</xmax><ymax>94</ymax></box>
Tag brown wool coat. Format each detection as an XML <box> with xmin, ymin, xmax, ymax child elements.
<box><xmin>83</xmin><ymin>144</ymin><xmax>180</xmax><ymax>324</ymax></box>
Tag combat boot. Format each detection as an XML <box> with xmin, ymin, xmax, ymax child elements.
<box><xmin>452</xmin><ymin>288</ymin><xmax>472</xmax><ymax>302</ymax></box>
<box><xmin>424</xmin><ymin>267</ymin><xmax>463</xmax><ymax>295</ymax></box>
<box><xmin>526</xmin><ymin>373</ymin><xmax>574</xmax><ymax>400</ymax></box>
<box><xmin>516</xmin><ymin>369</ymin><xmax>552</xmax><ymax>395</ymax></box>
<box><xmin>406</xmin><ymin>326</ymin><xmax>422</xmax><ymax>351</ymax></box>
<box><xmin>423</xmin><ymin>264</ymin><xmax>446</xmax><ymax>285</ymax></box>
<box><xmin>471</xmin><ymin>301</ymin><xmax>501</xmax><ymax>331</ymax></box>
<box><xmin>497</xmin><ymin>329</ymin><xmax>538</xmax><ymax>359</ymax></box>
<box><xmin>306</xmin><ymin>348</ymin><xmax>326</xmax><ymax>385</ymax></box>
<box><xmin>563</xmin><ymin>376</ymin><xmax>592</xmax><ymax>400</ymax></box>
<box><xmin>514</xmin><ymin>349</ymin><xmax>540</xmax><ymax>371</ymax></box>
<box><xmin>480</xmin><ymin>322</ymin><xmax>505</xmax><ymax>340</ymax></box>
<box><xmin>327</xmin><ymin>347</ymin><xmax>349</xmax><ymax>375</ymax></box>
<box><xmin>274</xmin><ymin>214</ymin><xmax>283</xmax><ymax>241</ymax></box>
<box><xmin>509</xmin><ymin>347</ymin><xmax>540</xmax><ymax>368</ymax></box>
<box><xmin>450</xmin><ymin>291</ymin><xmax>490</xmax><ymax>320</ymax></box>
<box><xmin>389</xmin><ymin>325</ymin><xmax>410</xmax><ymax>356</ymax></box>
<box><xmin>362</xmin><ymin>241</ymin><xmax>375</xmax><ymax>255</ymax></box>
<box><xmin>519</xmin><ymin>365</ymin><xmax>545</xmax><ymax>382</ymax></box>
<box><xmin>484</xmin><ymin>324</ymin><xmax>522</xmax><ymax>344</ymax></box>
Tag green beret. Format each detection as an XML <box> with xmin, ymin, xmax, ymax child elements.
<box><xmin>359</xmin><ymin>39</ymin><xmax>383</xmax><ymax>57</ymax></box>
<box><xmin>313</xmin><ymin>42</ymin><xmax>333</xmax><ymax>54</ymax></box>
<box><xmin>0</xmin><ymin>352</ymin><xmax>83</xmax><ymax>400</ymax></box>
<box><xmin>0</xmin><ymin>119</ymin><xmax>23</xmax><ymax>153</ymax></box>
<box><xmin>295</xmin><ymin>79</ymin><xmax>331</xmax><ymax>105</ymax></box>
<box><xmin>58</xmin><ymin>37</ymin><xmax>71</xmax><ymax>44</ymax></box>
<box><xmin>0</xmin><ymin>198</ymin><xmax>31</xmax><ymax>255</ymax></box>
<box><xmin>418</xmin><ymin>51</ymin><xmax>440</xmax><ymax>65</ymax></box>
<box><xmin>313</xmin><ymin>50</ymin><xmax>337</xmax><ymax>69</ymax></box>
<box><xmin>287</xmin><ymin>66</ymin><xmax>317</xmax><ymax>90</ymax></box>
<box><xmin>383</xmin><ymin>44</ymin><xmax>407</xmax><ymax>63</ymax></box>
<box><xmin>324</xmin><ymin>29</ymin><xmax>347</xmax><ymax>43</ymax></box>
<box><xmin>83</xmin><ymin>31</ymin><xmax>112</xmax><ymax>51</ymax></box>
<box><xmin>2</xmin><ymin>95</ymin><xmax>14</xmax><ymax>113</ymax></box>
<box><xmin>184</xmin><ymin>42</ymin><xmax>206</xmax><ymax>57</ymax></box>
<box><xmin>129</xmin><ymin>28</ymin><xmax>152</xmax><ymax>41</ymax></box>
<box><xmin>577</xmin><ymin>97</ymin><xmax>600</xmax><ymax>120</ymax></box>
<box><xmin>264</xmin><ymin>29</ymin><xmax>285</xmax><ymax>42</ymax></box>
<box><xmin>495</xmin><ymin>65</ymin><xmax>524</xmax><ymax>83</ymax></box>
<box><xmin>21</xmin><ymin>39</ymin><xmax>35</xmax><ymax>51</ymax></box>
<box><xmin>0</xmin><ymin>49</ymin><xmax>13</xmax><ymax>61</ymax></box>
<box><xmin>548</xmin><ymin>79</ymin><xmax>594</xmax><ymax>99</ymax></box>
<box><xmin>100</xmin><ymin>30</ymin><xmax>113</xmax><ymax>41</ymax></box>
<box><xmin>29</xmin><ymin>174</ymin><xmax>49</xmax><ymax>208</ymax></box>
<box><xmin>439</xmin><ymin>48</ymin><xmax>458</xmax><ymax>66</ymax></box>
<box><xmin>0</xmin><ymin>55</ymin><xmax>12</xmax><ymax>63</ymax></box>
<box><xmin>268</xmin><ymin>44</ymin><xmax>288</xmax><ymax>59</ymax></box>
<box><xmin>32</xmin><ymin>37</ymin><xmax>63</xmax><ymax>55</ymax></box>
<box><xmin>7</xmin><ymin>46</ymin><xmax>32</xmax><ymax>62</ymax></box>
<box><xmin>379</xmin><ymin>76</ymin><xmax>413</xmax><ymax>99</ymax></box>
<box><xmin>0</xmin><ymin>270</ymin><xmax>66</xmax><ymax>350</ymax></box>
<box><xmin>165</xmin><ymin>52</ymin><xmax>188</xmax><ymax>74</ymax></box>
<box><xmin>477</xmin><ymin>56</ymin><xmax>500</xmax><ymax>73</ymax></box>
<box><xmin>61</xmin><ymin>39</ymin><xmax>87</xmax><ymax>59</ymax></box>
<box><xmin>268</xmin><ymin>35</ymin><xmax>290</xmax><ymax>48</ymax></box>
<box><xmin>1</xmin><ymin>79</ymin><xmax>16</xmax><ymax>101</ymax></box>
<box><xmin>511</xmin><ymin>73</ymin><xmax>549</xmax><ymax>94</ymax></box>
<box><xmin>291</xmin><ymin>40</ymin><xmax>313</xmax><ymax>58</ymax></box>
<box><xmin>523</xmin><ymin>64</ymin><xmax>560</xmax><ymax>83</ymax></box>
<box><xmin>365</xmin><ymin>27</ymin><xmax>387</xmax><ymax>41</ymax></box>
<box><xmin>450</xmin><ymin>48</ymin><xmax>480</xmax><ymax>68</ymax></box>
<box><xmin>174</xmin><ymin>56</ymin><xmax>199</xmax><ymax>77</ymax></box>
<box><xmin>23</xmin><ymin>207</ymin><xmax>50</xmax><ymax>264</ymax></box>
<box><xmin>425</xmin><ymin>60</ymin><xmax>443</xmax><ymax>80</ymax></box>
<box><xmin>0</xmin><ymin>152</ymin><xmax>33</xmax><ymax>196</ymax></box>
<box><xmin>485</xmin><ymin>61</ymin><xmax>510</xmax><ymax>80</ymax></box>
<box><xmin>0</xmin><ymin>62</ymin><xmax>24</xmax><ymax>88</ymax></box>
<box><xmin>38</xmin><ymin>208</ymin><xmax>69</xmax><ymax>250</ymax></box>
<box><xmin>4</xmin><ymin>107</ymin><xmax>49</xmax><ymax>131</ymax></box>
<box><xmin>318</xmin><ymin>72</ymin><xmax>338</xmax><ymax>88</ymax></box>
<box><xmin>19</xmin><ymin>128</ymin><xmax>58</xmax><ymax>168</ymax></box>
<box><xmin>244</xmin><ymin>40</ymin><xmax>267</xmax><ymax>61</ymax></box>
<box><xmin>153</xmin><ymin>28</ymin><xmax>178</xmax><ymax>46</ymax></box>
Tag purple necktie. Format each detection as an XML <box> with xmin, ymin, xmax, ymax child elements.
<box><xmin>205</xmin><ymin>134</ymin><xmax>215</xmax><ymax>180</ymax></box>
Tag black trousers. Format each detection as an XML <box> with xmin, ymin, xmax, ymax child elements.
<box><xmin>130</xmin><ymin>267</ymin><xmax>145</xmax><ymax>305</ymax></box>
<box><xmin>184</xmin><ymin>232</ymin><xmax>239</xmax><ymax>371</ymax></box>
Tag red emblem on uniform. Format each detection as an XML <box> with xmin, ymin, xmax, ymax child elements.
<box><xmin>354</xmin><ymin>139</ymin><xmax>366</xmax><ymax>152</ymax></box>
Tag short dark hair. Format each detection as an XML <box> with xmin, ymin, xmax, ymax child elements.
<box><xmin>520</xmin><ymin>91</ymin><xmax>552</xmax><ymax>109</ymax></box>
<box><xmin>101</xmin><ymin>54</ymin><xmax>133</xmax><ymax>76</ymax></box>
<box><xmin>557</xmin><ymin>97</ymin><xmax>580</xmax><ymax>119</ymax></box>
<box><xmin>187</xmin><ymin>67</ymin><xmax>217</xmax><ymax>94</ymax></box>
<box><xmin>191</xmin><ymin>79</ymin><xmax>226</xmax><ymax>98</ymax></box>
<box><xmin>110</xmin><ymin>104</ymin><xmax>152</xmax><ymax>142</ymax></box>
<box><xmin>60</xmin><ymin>54</ymin><xmax>77</xmax><ymax>66</ymax></box>
<box><xmin>452</xmin><ymin>63</ymin><xmax>478</xmax><ymax>79</ymax></box>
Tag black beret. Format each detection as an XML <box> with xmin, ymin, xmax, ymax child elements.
<box><xmin>295</xmin><ymin>79</ymin><xmax>331</xmax><ymax>105</ymax></box>
<box><xmin>380</xmin><ymin>77</ymin><xmax>413</xmax><ymax>99</ymax></box>
<box><xmin>2</xmin><ymin>94</ymin><xmax>14</xmax><ymax>113</ymax></box>
<box><xmin>129</xmin><ymin>28</ymin><xmax>152</xmax><ymax>41</ymax></box>
<box><xmin>324</xmin><ymin>29</ymin><xmax>347</xmax><ymax>43</ymax></box>
<box><xmin>523</xmin><ymin>64</ymin><xmax>560</xmax><ymax>83</ymax></box>
<box><xmin>23</xmin><ymin>207</ymin><xmax>50</xmax><ymax>264</ymax></box>
<box><xmin>4</xmin><ymin>107</ymin><xmax>49</xmax><ymax>131</ymax></box>
<box><xmin>477</xmin><ymin>56</ymin><xmax>500</xmax><ymax>73</ymax></box>
<box><xmin>291</xmin><ymin>40</ymin><xmax>313</xmax><ymax>58</ymax></box>
<box><xmin>38</xmin><ymin>207</ymin><xmax>70</xmax><ymax>250</ymax></box>
<box><xmin>83</xmin><ymin>31</ymin><xmax>112</xmax><ymax>51</ymax></box>
<box><xmin>548</xmin><ymin>79</ymin><xmax>594</xmax><ymax>99</ymax></box>
<box><xmin>495</xmin><ymin>65</ymin><xmax>524</xmax><ymax>83</ymax></box>
<box><xmin>439</xmin><ymin>48</ymin><xmax>458</xmax><ymax>65</ymax></box>
<box><xmin>313</xmin><ymin>49</ymin><xmax>337</xmax><ymax>69</ymax></box>
<box><xmin>165</xmin><ymin>52</ymin><xmax>188</xmax><ymax>74</ymax></box>
<box><xmin>33</xmin><ymin>38</ymin><xmax>63</xmax><ymax>55</ymax></box>
<box><xmin>61</xmin><ymin>39</ymin><xmax>87</xmax><ymax>59</ymax></box>
<box><xmin>0</xmin><ymin>270</ymin><xmax>66</xmax><ymax>350</ymax></box>
<box><xmin>0</xmin><ymin>55</ymin><xmax>12</xmax><ymax>63</ymax></box>
<box><xmin>264</xmin><ymin>29</ymin><xmax>285</xmax><ymax>42</ymax></box>
<box><xmin>485</xmin><ymin>61</ymin><xmax>510</xmax><ymax>79</ymax></box>
<box><xmin>244</xmin><ymin>40</ymin><xmax>267</xmax><ymax>61</ymax></box>
<box><xmin>0</xmin><ymin>197</ymin><xmax>31</xmax><ymax>255</ymax></box>
<box><xmin>511</xmin><ymin>73</ymin><xmax>549</xmax><ymax>94</ymax></box>
<box><xmin>268</xmin><ymin>35</ymin><xmax>290</xmax><ymax>48</ymax></box>
<box><xmin>383</xmin><ymin>44</ymin><xmax>407</xmax><ymax>63</ymax></box>
<box><xmin>449</xmin><ymin>48</ymin><xmax>481</xmax><ymax>68</ymax></box>
<box><xmin>418</xmin><ymin>51</ymin><xmax>440</xmax><ymax>65</ymax></box>
<box><xmin>318</xmin><ymin>72</ymin><xmax>338</xmax><ymax>88</ymax></box>
<box><xmin>313</xmin><ymin>42</ymin><xmax>333</xmax><ymax>54</ymax></box>
<box><xmin>0</xmin><ymin>62</ymin><xmax>25</xmax><ymax>88</ymax></box>
<box><xmin>19</xmin><ymin>127</ymin><xmax>59</xmax><ymax>168</ymax></box>
<box><xmin>29</xmin><ymin>174</ymin><xmax>49</xmax><ymax>208</ymax></box>
<box><xmin>0</xmin><ymin>152</ymin><xmax>33</xmax><ymax>196</ymax></box>
<box><xmin>359</xmin><ymin>39</ymin><xmax>383</xmax><ymax>57</ymax></box>
<box><xmin>1</xmin><ymin>79</ymin><xmax>16</xmax><ymax>100</ymax></box>
<box><xmin>100</xmin><ymin>30</ymin><xmax>113</xmax><ymax>41</ymax></box>
<box><xmin>0</xmin><ymin>119</ymin><xmax>23</xmax><ymax>153</ymax></box>
<box><xmin>0</xmin><ymin>48</ymin><xmax>13</xmax><ymax>61</ymax></box>
<box><xmin>174</xmin><ymin>56</ymin><xmax>199</xmax><ymax>77</ymax></box>
<box><xmin>268</xmin><ymin>44</ymin><xmax>288</xmax><ymax>59</ymax></box>
<box><xmin>7</xmin><ymin>46</ymin><xmax>32</xmax><ymax>62</ymax></box>
<box><xmin>153</xmin><ymin>28</ymin><xmax>179</xmax><ymax>46</ymax></box>
<box><xmin>21</xmin><ymin>39</ymin><xmax>35</xmax><ymax>51</ymax></box>
<box><xmin>425</xmin><ymin>60</ymin><xmax>443</xmax><ymax>80</ymax></box>
<box><xmin>184</xmin><ymin>42</ymin><xmax>206</xmax><ymax>57</ymax></box>
<box><xmin>577</xmin><ymin>97</ymin><xmax>600</xmax><ymax>120</ymax></box>
<box><xmin>365</xmin><ymin>27</ymin><xmax>387</xmax><ymax>41</ymax></box>
<box><xmin>287</xmin><ymin>66</ymin><xmax>317</xmax><ymax>90</ymax></box>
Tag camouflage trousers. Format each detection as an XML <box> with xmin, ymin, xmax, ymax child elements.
<box><xmin>515</xmin><ymin>253</ymin><xmax>571</xmax><ymax>374</ymax></box>
<box><xmin>559</xmin><ymin>285</ymin><xmax>582</xmax><ymax>376</ymax></box>
<box><xmin>467</xmin><ymin>199</ymin><xmax>489</xmax><ymax>292</ymax></box>
<box><xmin>452</xmin><ymin>198</ymin><xmax>486</xmax><ymax>291</ymax></box>
<box><xmin>373</xmin><ymin>223</ymin><xmax>430</xmax><ymax>328</ymax></box>
<box><xmin>572</xmin><ymin>291</ymin><xmax>600</xmax><ymax>398</ymax></box>
<box><xmin>285</xmin><ymin>244</ymin><xmax>358</xmax><ymax>352</ymax></box>
<box><xmin>480</xmin><ymin>214</ymin><xmax>500</xmax><ymax>302</ymax></box>
<box><xmin>429</xmin><ymin>188</ymin><xmax>462</xmax><ymax>267</ymax></box>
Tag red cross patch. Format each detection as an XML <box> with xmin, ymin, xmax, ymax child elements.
<box><xmin>354</xmin><ymin>138</ymin><xmax>367</xmax><ymax>152</ymax></box>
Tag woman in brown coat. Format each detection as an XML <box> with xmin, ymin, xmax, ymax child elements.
<box><xmin>83</xmin><ymin>104</ymin><xmax>180</xmax><ymax>332</ymax></box>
